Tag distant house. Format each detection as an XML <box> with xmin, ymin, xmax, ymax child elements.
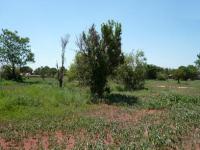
<box><xmin>20</xmin><ymin>73</ymin><xmax>31</xmax><ymax>78</ymax></box>
<box><xmin>168</xmin><ymin>74</ymin><xmax>173</xmax><ymax>79</ymax></box>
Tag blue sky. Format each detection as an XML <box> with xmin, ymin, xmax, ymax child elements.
<box><xmin>0</xmin><ymin>0</ymin><xmax>200</xmax><ymax>69</ymax></box>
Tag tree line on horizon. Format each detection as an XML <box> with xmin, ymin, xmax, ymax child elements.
<box><xmin>0</xmin><ymin>20</ymin><xmax>200</xmax><ymax>100</ymax></box>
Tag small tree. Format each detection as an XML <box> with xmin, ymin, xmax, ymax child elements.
<box><xmin>174</xmin><ymin>68</ymin><xmax>185</xmax><ymax>83</ymax></box>
<box><xmin>116</xmin><ymin>50</ymin><xmax>147</xmax><ymax>90</ymax></box>
<box><xmin>67</xmin><ymin>52</ymin><xmax>90</xmax><ymax>85</ymax></box>
<box><xmin>57</xmin><ymin>35</ymin><xmax>69</xmax><ymax>88</ymax></box>
<box><xmin>0</xmin><ymin>29</ymin><xmax>34</xmax><ymax>80</ymax></box>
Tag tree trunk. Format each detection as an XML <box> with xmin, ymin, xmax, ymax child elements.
<box><xmin>178</xmin><ymin>78</ymin><xmax>180</xmax><ymax>84</ymax></box>
<box><xmin>12</xmin><ymin>64</ymin><xmax>16</xmax><ymax>80</ymax></box>
<box><xmin>59</xmin><ymin>79</ymin><xmax>63</xmax><ymax>88</ymax></box>
<box><xmin>58</xmin><ymin>68</ymin><xmax>64</xmax><ymax>88</ymax></box>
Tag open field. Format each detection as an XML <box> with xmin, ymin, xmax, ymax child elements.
<box><xmin>0</xmin><ymin>78</ymin><xmax>200</xmax><ymax>149</ymax></box>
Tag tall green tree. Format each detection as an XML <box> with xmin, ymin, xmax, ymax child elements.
<box><xmin>0</xmin><ymin>29</ymin><xmax>34</xmax><ymax>80</ymax></box>
<box><xmin>77</xmin><ymin>20</ymin><xmax>124</xmax><ymax>98</ymax></box>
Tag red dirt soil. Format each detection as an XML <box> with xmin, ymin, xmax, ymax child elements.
<box><xmin>0</xmin><ymin>138</ymin><xmax>8</xmax><ymax>150</ymax></box>
<box><xmin>0</xmin><ymin>132</ymin><xmax>75</xmax><ymax>150</ymax></box>
<box><xmin>41</xmin><ymin>134</ymin><xmax>49</xmax><ymax>150</ymax></box>
<box><xmin>66</xmin><ymin>136</ymin><xmax>75</xmax><ymax>150</ymax></box>
<box><xmin>86</xmin><ymin>104</ymin><xmax>162</xmax><ymax>123</ymax></box>
<box><xmin>23</xmin><ymin>137</ymin><xmax>38</xmax><ymax>150</ymax></box>
<box><xmin>55</xmin><ymin>131</ymin><xmax>64</xmax><ymax>145</ymax></box>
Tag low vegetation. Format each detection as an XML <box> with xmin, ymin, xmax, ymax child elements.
<box><xmin>0</xmin><ymin>78</ymin><xmax>200</xmax><ymax>149</ymax></box>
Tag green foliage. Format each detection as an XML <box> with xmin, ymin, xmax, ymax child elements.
<box><xmin>116</xmin><ymin>50</ymin><xmax>146</xmax><ymax>90</ymax></box>
<box><xmin>173</xmin><ymin>65</ymin><xmax>198</xmax><ymax>83</ymax></box>
<box><xmin>77</xmin><ymin>20</ymin><xmax>124</xmax><ymax>98</ymax></box>
<box><xmin>0</xmin><ymin>29</ymin><xmax>34</xmax><ymax>80</ymax></box>
<box><xmin>67</xmin><ymin>52</ymin><xmax>90</xmax><ymax>85</ymax></box>
<box><xmin>20</xmin><ymin>66</ymin><xmax>33</xmax><ymax>74</ymax></box>
<box><xmin>156</xmin><ymin>72</ymin><xmax>168</xmax><ymax>81</ymax></box>
<box><xmin>195</xmin><ymin>53</ymin><xmax>200</xmax><ymax>70</ymax></box>
<box><xmin>1</xmin><ymin>65</ymin><xmax>13</xmax><ymax>80</ymax></box>
<box><xmin>143</xmin><ymin>94</ymin><xmax>200</xmax><ymax>110</ymax></box>
<box><xmin>1</xmin><ymin>65</ymin><xmax>22</xmax><ymax>81</ymax></box>
<box><xmin>66</xmin><ymin>63</ymin><xmax>77</xmax><ymax>82</ymax></box>
<box><xmin>34</xmin><ymin>66</ymin><xmax>58</xmax><ymax>79</ymax></box>
<box><xmin>173</xmin><ymin>67</ymin><xmax>185</xmax><ymax>83</ymax></box>
<box><xmin>186</xmin><ymin>65</ymin><xmax>198</xmax><ymax>80</ymax></box>
<box><xmin>146</xmin><ymin>64</ymin><xmax>164</xmax><ymax>79</ymax></box>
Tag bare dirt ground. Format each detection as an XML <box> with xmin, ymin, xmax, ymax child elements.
<box><xmin>0</xmin><ymin>131</ymin><xmax>75</xmax><ymax>150</ymax></box>
<box><xmin>86</xmin><ymin>104</ymin><xmax>162</xmax><ymax>123</ymax></box>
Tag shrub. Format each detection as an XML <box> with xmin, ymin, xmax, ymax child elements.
<box><xmin>67</xmin><ymin>52</ymin><xmax>91</xmax><ymax>85</ymax></box>
<box><xmin>156</xmin><ymin>72</ymin><xmax>167</xmax><ymax>81</ymax></box>
<box><xmin>145</xmin><ymin>64</ymin><xmax>164</xmax><ymax>79</ymax></box>
<box><xmin>1</xmin><ymin>65</ymin><xmax>22</xmax><ymax>81</ymax></box>
<box><xmin>116</xmin><ymin>50</ymin><xmax>146</xmax><ymax>90</ymax></box>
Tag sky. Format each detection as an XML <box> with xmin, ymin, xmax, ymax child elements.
<box><xmin>0</xmin><ymin>0</ymin><xmax>200</xmax><ymax>69</ymax></box>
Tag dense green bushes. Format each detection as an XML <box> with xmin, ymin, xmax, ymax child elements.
<box><xmin>173</xmin><ymin>65</ymin><xmax>198</xmax><ymax>83</ymax></box>
<box><xmin>34</xmin><ymin>66</ymin><xmax>58</xmax><ymax>79</ymax></box>
<box><xmin>0</xmin><ymin>65</ymin><xmax>22</xmax><ymax>81</ymax></box>
<box><xmin>115</xmin><ymin>50</ymin><xmax>146</xmax><ymax>90</ymax></box>
<box><xmin>156</xmin><ymin>72</ymin><xmax>168</xmax><ymax>81</ymax></box>
<box><xmin>146</xmin><ymin>64</ymin><xmax>164</xmax><ymax>79</ymax></box>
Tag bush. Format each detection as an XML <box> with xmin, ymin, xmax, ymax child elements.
<box><xmin>66</xmin><ymin>63</ymin><xmax>77</xmax><ymax>82</ymax></box>
<box><xmin>115</xmin><ymin>50</ymin><xmax>146</xmax><ymax>90</ymax></box>
<box><xmin>156</xmin><ymin>72</ymin><xmax>167</xmax><ymax>81</ymax></box>
<box><xmin>1</xmin><ymin>65</ymin><xmax>22</xmax><ymax>81</ymax></box>
<box><xmin>67</xmin><ymin>52</ymin><xmax>91</xmax><ymax>85</ymax></box>
<box><xmin>146</xmin><ymin>64</ymin><xmax>164</xmax><ymax>79</ymax></box>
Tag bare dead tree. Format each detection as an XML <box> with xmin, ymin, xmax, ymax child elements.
<box><xmin>57</xmin><ymin>34</ymin><xmax>70</xmax><ymax>88</ymax></box>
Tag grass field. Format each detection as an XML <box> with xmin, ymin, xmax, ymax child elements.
<box><xmin>0</xmin><ymin>78</ymin><xmax>200</xmax><ymax>149</ymax></box>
